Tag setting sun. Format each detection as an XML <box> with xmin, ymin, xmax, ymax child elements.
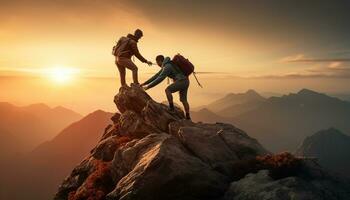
<box><xmin>46</xmin><ymin>67</ymin><xmax>79</xmax><ymax>84</ymax></box>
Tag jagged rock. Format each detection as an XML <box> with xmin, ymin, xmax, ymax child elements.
<box><xmin>111</xmin><ymin>113</ymin><xmax>121</xmax><ymax>124</ymax></box>
<box><xmin>91</xmin><ymin>136</ymin><xmax>120</xmax><ymax>161</ymax></box>
<box><xmin>224</xmin><ymin>170</ymin><xmax>350</xmax><ymax>200</ymax></box>
<box><xmin>107</xmin><ymin>133</ymin><xmax>228</xmax><ymax>200</ymax></box>
<box><xmin>114</xmin><ymin>84</ymin><xmax>184</xmax><ymax>133</ymax></box>
<box><xmin>142</xmin><ymin>100</ymin><xmax>184</xmax><ymax>132</ymax></box>
<box><xmin>114</xmin><ymin>84</ymin><xmax>151</xmax><ymax>113</ymax></box>
<box><xmin>56</xmin><ymin>85</ymin><xmax>350</xmax><ymax>200</ymax></box>
<box><xmin>168</xmin><ymin>120</ymin><xmax>268</xmax><ymax>177</ymax></box>
<box><xmin>55</xmin><ymin>157</ymin><xmax>96</xmax><ymax>200</ymax></box>
<box><xmin>170</xmin><ymin>121</ymin><xmax>268</xmax><ymax>160</ymax></box>
<box><xmin>119</xmin><ymin>110</ymin><xmax>160</xmax><ymax>137</ymax></box>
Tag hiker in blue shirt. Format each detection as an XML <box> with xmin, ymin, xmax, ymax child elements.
<box><xmin>141</xmin><ymin>55</ymin><xmax>191</xmax><ymax>120</ymax></box>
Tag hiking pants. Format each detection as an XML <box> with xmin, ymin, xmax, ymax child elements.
<box><xmin>115</xmin><ymin>57</ymin><xmax>138</xmax><ymax>86</ymax></box>
<box><xmin>165</xmin><ymin>78</ymin><xmax>190</xmax><ymax>103</ymax></box>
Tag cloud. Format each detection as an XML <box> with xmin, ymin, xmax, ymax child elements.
<box><xmin>249</xmin><ymin>73</ymin><xmax>350</xmax><ymax>79</ymax></box>
<box><xmin>288</xmin><ymin>58</ymin><xmax>350</xmax><ymax>63</ymax></box>
<box><xmin>328</xmin><ymin>62</ymin><xmax>342</xmax><ymax>68</ymax></box>
<box><xmin>281</xmin><ymin>54</ymin><xmax>350</xmax><ymax>63</ymax></box>
<box><xmin>279</xmin><ymin>54</ymin><xmax>306</xmax><ymax>62</ymax></box>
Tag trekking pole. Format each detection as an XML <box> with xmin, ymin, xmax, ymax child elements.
<box><xmin>193</xmin><ymin>72</ymin><xmax>203</xmax><ymax>88</ymax></box>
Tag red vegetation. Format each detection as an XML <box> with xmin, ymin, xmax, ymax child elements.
<box><xmin>231</xmin><ymin>152</ymin><xmax>304</xmax><ymax>180</ymax></box>
<box><xmin>257</xmin><ymin>152</ymin><xmax>303</xmax><ymax>179</ymax></box>
<box><xmin>68</xmin><ymin>160</ymin><xmax>114</xmax><ymax>200</ymax></box>
<box><xmin>116</xmin><ymin>135</ymin><xmax>132</xmax><ymax>147</ymax></box>
<box><xmin>67</xmin><ymin>135</ymin><xmax>132</xmax><ymax>200</ymax></box>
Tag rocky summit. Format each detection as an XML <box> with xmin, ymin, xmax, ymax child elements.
<box><xmin>55</xmin><ymin>84</ymin><xmax>350</xmax><ymax>200</ymax></box>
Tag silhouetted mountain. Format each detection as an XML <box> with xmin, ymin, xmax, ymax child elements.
<box><xmin>0</xmin><ymin>102</ymin><xmax>82</xmax><ymax>152</ymax></box>
<box><xmin>332</xmin><ymin>93</ymin><xmax>350</xmax><ymax>102</ymax></box>
<box><xmin>196</xmin><ymin>90</ymin><xmax>266</xmax><ymax>115</ymax></box>
<box><xmin>296</xmin><ymin>128</ymin><xmax>350</xmax><ymax>177</ymax></box>
<box><xmin>0</xmin><ymin>128</ymin><xmax>21</xmax><ymax>160</ymax></box>
<box><xmin>191</xmin><ymin>108</ymin><xmax>230</xmax><ymax>123</ymax></box>
<box><xmin>4</xmin><ymin>110</ymin><xmax>113</xmax><ymax>200</ymax></box>
<box><xmin>217</xmin><ymin>100</ymin><xmax>266</xmax><ymax>117</ymax></box>
<box><xmin>260</xmin><ymin>91</ymin><xmax>283</xmax><ymax>98</ymax></box>
<box><xmin>233</xmin><ymin>89</ymin><xmax>350</xmax><ymax>152</ymax></box>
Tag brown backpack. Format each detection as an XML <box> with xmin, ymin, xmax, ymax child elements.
<box><xmin>112</xmin><ymin>37</ymin><xmax>131</xmax><ymax>57</ymax></box>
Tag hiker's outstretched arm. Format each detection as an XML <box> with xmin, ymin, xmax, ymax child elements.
<box><xmin>131</xmin><ymin>42</ymin><xmax>147</xmax><ymax>63</ymax></box>
<box><xmin>143</xmin><ymin>70</ymin><xmax>161</xmax><ymax>85</ymax></box>
<box><xmin>146</xmin><ymin>66</ymin><xmax>171</xmax><ymax>89</ymax></box>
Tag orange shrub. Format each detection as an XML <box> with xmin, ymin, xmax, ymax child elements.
<box><xmin>116</xmin><ymin>135</ymin><xmax>132</xmax><ymax>147</ymax></box>
<box><xmin>257</xmin><ymin>152</ymin><xmax>303</xmax><ymax>179</ymax></box>
<box><xmin>68</xmin><ymin>160</ymin><xmax>114</xmax><ymax>200</ymax></box>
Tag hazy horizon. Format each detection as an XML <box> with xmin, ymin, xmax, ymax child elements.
<box><xmin>2</xmin><ymin>74</ymin><xmax>350</xmax><ymax>115</ymax></box>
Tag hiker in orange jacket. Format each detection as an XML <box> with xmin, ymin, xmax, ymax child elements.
<box><xmin>113</xmin><ymin>29</ymin><xmax>152</xmax><ymax>87</ymax></box>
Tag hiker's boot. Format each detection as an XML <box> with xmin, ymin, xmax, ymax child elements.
<box><xmin>131</xmin><ymin>82</ymin><xmax>140</xmax><ymax>87</ymax></box>
<box><xmin>185</xmin><ymin>113</ymin><xmax>191</xmax><ymax>120</ymax></box>
<box><xmin>168</xmin><ymin>103</ymin><xmax>175</xmax><ymax>112</ymax></box>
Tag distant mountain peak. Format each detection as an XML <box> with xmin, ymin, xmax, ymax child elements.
<box><xmin>222</xmin><ymin>90</ymin><xmax>263</xmax><ymax>100</ymax></box>
<box><xmin>296</xmin><ymin>127</ymin><xmax>350</xmax><ymax>178</ymax></box>
<box><xmin>297</xmin><ymin>88</ymin><xmax>321</xmax><ymax>96</ymax></box>
<box><xmin>53</xmin><ymin>105</ymin><xmax>70</xmax><ymax>110</ymax></box>
<box><xmin>85</xmin><ymin>109</ymin><xmax>111</xmax><ymax>119</ymax></box>
<box><xmin>312</xmin><ymin>127</ymin><xmax>347</xmax><ymax>139</ymax></box>
<box><xmin>246</xmin><ymin>89</ymin><xmax>259</xmax><ymax>95</ymax></box>
<box><xmin>24</xmin><ymin>103</ymin><xmax>51</xmax><ymax>110</ymax></box>
<box><xmin>198</xmin><ymin>108</ymin><xmax>211</xmax><ymax>113</ymax></box>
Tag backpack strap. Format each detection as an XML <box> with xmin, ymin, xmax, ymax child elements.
<box><xmin>192</xmin><ymin>72</ymin><xmax>203</xmax><ymax>88</ymax></box>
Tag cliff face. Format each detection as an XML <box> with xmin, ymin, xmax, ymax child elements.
<box><xmin>55</xmin><ymin>85</ymin><xmax>350</xmax><ymax>200</ymax></box>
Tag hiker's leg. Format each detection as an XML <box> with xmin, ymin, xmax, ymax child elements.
<box><xmin>117</xmin><ymin>58</ymin><xmax>139</xmax><ymax>85</ymax></box>
<box><xmin>166</xmin><ymin>79</ymin><xmax>186</xmax><ymax>111</ymax></box>
<box><xmin>165</xmin><ymin>86</ymin><xmax>174</xmax><ymax>110</ymax></box>
<box><xmin>116</xmin><ymin>60</ymin><xmax>127</xmax><ymax>87</ymax></box>
<box><xmin>179</xmin><ymin>79</ymin><xmax>190</xmax><ymax>119</ymax></box>
<box><xmin>123</xmin><ymin>59</ymin><xmax>139</xmax><ymax>84</ymax></box>
<box><xmin>130</xmin><ymin>67</ymin><xmax>139</xmax><ymax>85</ymax></box>
<box><xmin>182</xmin><ymin>101</ymin><xmax>190</xmax><ymax>119</ymax></box>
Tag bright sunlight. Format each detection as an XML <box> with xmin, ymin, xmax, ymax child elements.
<box><xmin>46</xmin><ymin>66</ymin><xmax>79</xmax><ymax>84</ymax></box>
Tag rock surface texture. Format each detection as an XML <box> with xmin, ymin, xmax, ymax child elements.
<box><xmin>55</xmin><ymin>85</ymin><xmax>350</xmax><ymax>200</ymax></box>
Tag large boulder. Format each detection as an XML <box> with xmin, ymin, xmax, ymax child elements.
<box><xmin>56</xmin><ymin>85</ymin><xmax>350</xmax><ymax>200</ymax></box>
<box><xmin>114</xmin><ymin>84</ymin><xmax>152</xmax><ymax>114</ymax></box>
<box><xmin>224</xmin><ymin>170</ymin><xmax>350</xmax><ymax>200</ymax></box>
<box><xmin>107</xmin><ymin>133</ymin><xmax>228</xmax><ymax>200</ymax></box>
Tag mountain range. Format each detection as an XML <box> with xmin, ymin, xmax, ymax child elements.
<box><xmin>296</xmin><ymin>128</ymin><xmax>350</xmax><ymax>177</ymax></box>
<box><xmin>195</xmin><ymin>89</ymin><xmax>266</xmax><ymax>117</ymax></box>
<box><xmin>1</xmin><ymin>88</ymin><xmax>350</xmax><ymax>199</ymax></box>
<box><xmin>192</xmin><ymin>89</ymin><xmax>350</xmax><ymax>152</ymax></box>
<box><xmin>1</xmin><ymin>110</ymin><xmax>113</xmax><ymax>200</ymax></box>
<box><xmin>0</xmin><ymin>102</ymin><xmax>82</xmax><ymax>153</ymax></box>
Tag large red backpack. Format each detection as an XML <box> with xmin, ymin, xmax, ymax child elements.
<box><xmin>172</xmin><ymin>54</ymin><xmax>202</xmax><ymax>87</ymax></box>
<box><xmin>172</xmin><ymin>54</ymin><xmax>194</xmax><ymax>76</ymax></box>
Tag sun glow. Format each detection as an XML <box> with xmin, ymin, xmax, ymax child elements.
<box><xmin>46</xmin><ymin>66</ymin><xmax>79</xmax><ymax>84</ymax></box>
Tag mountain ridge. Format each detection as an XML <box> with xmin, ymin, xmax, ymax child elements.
<box><xmin>3</xmin><ymin>110</ymin><xmax>113</xmax><ymax>200</ymax></box>
<box><xmin>296</xmin><ymin>128</ymin><xmax>350</xmax><ymax>177</ymax></box>
<box><xmin>0</xmin><ymin>102</ymin><xmax>82</xmax><ymax>153</ymax></box>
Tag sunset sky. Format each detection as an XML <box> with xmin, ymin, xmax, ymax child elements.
<box><xmin>1</xmin><ymin>0</ymin><xmax>350</xmax><ymax>114</ymax></box>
